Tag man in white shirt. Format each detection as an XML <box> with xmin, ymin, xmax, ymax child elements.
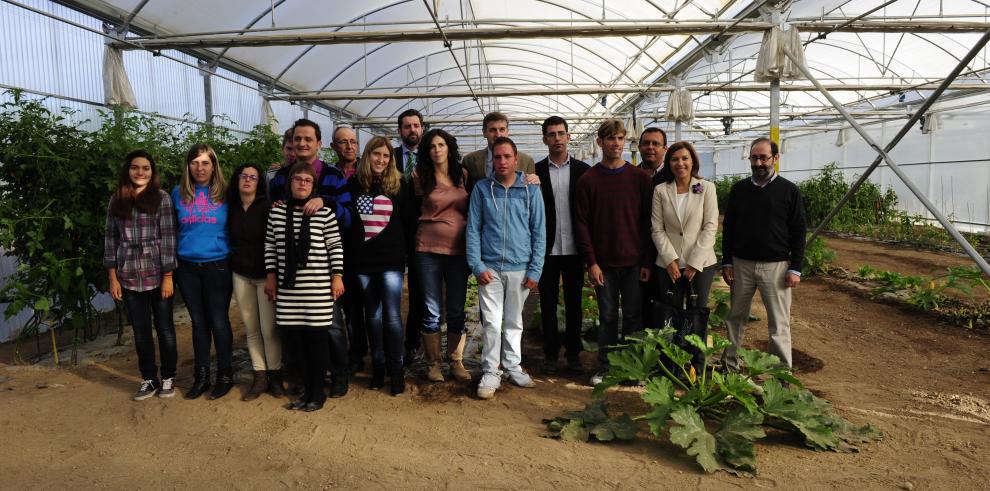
<box><xmin>534</xmin><ymin>116</ymin><xmax>591</xmax><ymax>374</ymax></box>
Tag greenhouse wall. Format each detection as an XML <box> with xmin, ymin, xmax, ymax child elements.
<box><xmin>705</xmin><ymin>93</ymin><xmax>990</xmax><ymax>234</ymax></box>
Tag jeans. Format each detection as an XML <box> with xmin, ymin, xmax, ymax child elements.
<box><xmin>538</xmin><ymin>254</ymin><xmax>584</xmax><ymax>361</ymax></box>
<box><xmin>415</xmin><ymin>252</ymin><xmax>469</xmax><ymax>335</ymax></box>
<box><xmin>479</xmin><ymin>270</ymin><xmax>530</xmax><ymax>377</ymax></box>
<box><xmin>284</xmin><ymin>328</ymin><xmax>329</xmax><ymax>405</ymax></box>
<box><xmin>232</xmin><ymin>272</ymin><xmax>280</xmax><ymax>370</ymax></box>
<box><xmin>357</xmin><ymin>270</ymin><xmax>405</xmax><ymax>369</ymax></box>
<box><xmin>404</xmin><ymin>259</ymin><xmax>424</xmax><ymax>352</ymax></box>
<box><xmin>328</xmin><ymin>302</ymin><xmax>351</xmax><ymax>377</ymax></box>
<box><xmin>121</xmin><ymin>288</ymin><xmax>177</xmax><ymax>381</ymax></box>
<box><xmin>594</xmin><ymin>266</ymin><xmax>643</xmax><ymax>366</ymax></box>
<box><xmin>175</xmin><ymin>259</ymin><xmax>233</xmax><ymax>371</ymax></box>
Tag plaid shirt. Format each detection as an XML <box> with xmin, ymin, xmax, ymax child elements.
<box><xmin>103</xmin><ymin>190</ymin><xmax>178</xmax><ymax>292</ymax></box>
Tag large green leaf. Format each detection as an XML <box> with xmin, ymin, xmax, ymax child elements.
<box><xmin>669</xmin><ymin>406</ymin><xmax>721</xmax><ymax>473</ymax></box>
<box><xmin>760</xmin><ymin>379</ymin><xmax>838</xmax><ymax>450</ymax></box>
<box><xmin>715</xmin><ymin>407</ymin><xmax>765</xmax><ymax>473</ymax></box>
<box><xmin>559</xmin><ymin>419</ymin><xmax>590</xmax><ymax>442</ymax></box>
<box><xmin>713</xmin><ymin>372</ymin><xmax>760</xmax><ymax>414</ymax></box>
<box><xmin>564</xmin><ymin>399</ymin><xmax>609</xmax><ymax>425</ymax></box>
<box><xmin>590</xmin><ymin>414</ymin><xmax>639</xmax><ymax>442</ymax></box>
<box><xmin>592</xmin><ymin>340</ymin><xmax>661</xmax><ymax>397</ymax></box>
<box><xmin>737</xmin><ymin>348</ymin><xmax>804</xmax><ymax>389</ymax></box>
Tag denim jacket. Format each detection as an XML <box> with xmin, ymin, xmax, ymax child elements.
<box><xmin>466</xmin><ymin>171</ymin><xmax>546</xmax><ymax>281</ymax></box>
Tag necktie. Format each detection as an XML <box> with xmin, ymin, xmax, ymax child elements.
<box><xmin>404</xmin><ymin>151</ymin><xmax>416</xmax><ymax>178</ymax></box>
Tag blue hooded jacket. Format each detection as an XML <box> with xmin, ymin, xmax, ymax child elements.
<box><xmin>466</xmin><ymin>171</ymin><xmax>546</xmax><ymax>281</ymax></box>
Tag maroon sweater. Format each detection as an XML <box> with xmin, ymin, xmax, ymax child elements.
<box><xmin>574</xmin><ymin>162</ymin><xmax>653</xmax><ymax>269</ymax></box>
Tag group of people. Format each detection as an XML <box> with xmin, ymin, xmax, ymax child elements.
<box><xmin>103</xmin><ymin>109</ymin><xmax>806</xmax><ymax>411</ymax></box>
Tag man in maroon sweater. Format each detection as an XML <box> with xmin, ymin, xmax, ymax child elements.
<box><xmin>575</xmin><ymin>119</ymin><xmax>654</xmax><ymax>386</ymax></box>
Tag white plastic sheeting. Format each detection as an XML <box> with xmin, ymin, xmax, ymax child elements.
<box><xmin>101</xmin><ymin>44</ymin><xmax>137</xmax><ymax>107</ymax></box>
<box><xmin>753</xmin><ymin>25</ymin><xmax>806</xmax><ymax>83</ymax></box>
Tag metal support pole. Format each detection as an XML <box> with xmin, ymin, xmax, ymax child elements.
<box><xmin>199</xmin><ymin>60</ymin><xmax>214</xmax><ymax>123</ymax></box>
<box><xmin>770</xmin><ymin>77</ymin><xmax>780</xmax><ymax>172</ymax></box>
<box><xmin>783</xmin><ymin>38</ymin><xmax>990</xmax><ymax>277</ymax></box>
<box><xmin>675</xmin><ymin>121</ymin><xmax>682</xmax><ymax>141</ymax></box>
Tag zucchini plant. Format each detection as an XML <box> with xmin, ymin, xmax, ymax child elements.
<box><xmin>545</xmin><ymin>327</ymin><xmax>881</xmax><ymax>475</ymax></box>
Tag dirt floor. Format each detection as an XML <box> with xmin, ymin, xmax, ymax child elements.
<box><xmin>1</xmin><ymin>238</ymin><xmax>989</xmax><ymax>489</ymax></box>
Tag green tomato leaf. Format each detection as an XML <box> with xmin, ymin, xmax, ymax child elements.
<box><xmin>669</xmin><ymin>406</ymin><xmax>721</xmax><ymax>473</ymax></box>
<box><xmin>33</xmin><ymin>298</ymin><xmax>50</xmax><ymax>312</ymax></box>
<box><xmin>715</xmin><ymin>407</ymin><xmax>765</xmax><ymax>473</ymax></box>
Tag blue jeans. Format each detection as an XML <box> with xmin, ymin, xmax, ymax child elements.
<box><xmin>122</xmin><ymin>288</ymin><xmax>177</xmax><ymax>381</ymax></box>
<box><xmin>175</xmin><ymin>259</ymin><xmax>233</xmax><ymax>371</ymax></box>
<box><xmin>594</xmin><ymin>266</ymin><xmax>643</xmax><ymax>366</ymax></box>
<box><xmin>415</xmin><ymin>252</ymin><xmax>468</xmax><ymax>335</ymax></box>
<box><xmin>357</xmin><ymin>270</ymin><xmax>404</xmax><ymax>368</ymax></box>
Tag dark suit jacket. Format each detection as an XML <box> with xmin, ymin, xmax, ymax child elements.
<box><xmin>535</xmin><ymin>156</ymin><xmax>590</xmax><ymax>255</ymax></box>
<box><xmin>395</xmin><ymin>145</ymin><xmax>417</xmax><ymax>175</ymax></box>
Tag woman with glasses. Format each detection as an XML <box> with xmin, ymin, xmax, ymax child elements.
<box><xmin>409</xmin><ymin>128</ymin><xmax>472</xmax><ymax>384</ymax></box>
<box><xmin>265</xmin><ymin>163</ymin><xmax>345</xmax><ymax>412</ymax></box>
<box><xmin>172</xmin><ymin>143</ymin><xmax>235</xmax><ymax>400</ymax></box>
<box><xmin>104</xmin><ymin>150</ymin><xmax>178</xmax><ymax>400</ymax></box>
<box><xmin>345</xmin><ymin>136</ymin><xmax>408</xmax><ymax>395</ymax></box>
<box><xmin>228</xmin><ymin>163</ymin><xmax>284</xmax><ymax>401</ymax></box>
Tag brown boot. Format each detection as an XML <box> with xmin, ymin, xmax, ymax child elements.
<box><xmin>447</xmin><ymin>332</ymin><xmax>472</xmax><ymax>382</ymax></box>
<box><xmin>242</xmin><ymin>370</ymin><xmax>267</xmax><ymax>401</ymax></box>
<box><xmin>422</xmin><ymin>332</ymin><xmax>445</xmax><ymax>382</ymax></box>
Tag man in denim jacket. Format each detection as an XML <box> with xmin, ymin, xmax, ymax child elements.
<box><xmin>467</xmin><ymin>136</ymin><xmax>546</xmax><ymax>400</ymax></box>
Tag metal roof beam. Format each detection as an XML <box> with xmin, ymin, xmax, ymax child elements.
<box><xmin>110</xmin><ymin>20</ymin><xmax>990</xmax><ymax>50</ymax></box>
<box><xmin>284</xmin><ymin>83</ymin><xmax>989</xmax><ymax>101</ymax></box>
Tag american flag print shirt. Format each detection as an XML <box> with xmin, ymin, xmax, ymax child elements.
<box><xmin>356</xmin><ymin>194</ymin><xmax>394</xmax><ymax>241</ymax></box>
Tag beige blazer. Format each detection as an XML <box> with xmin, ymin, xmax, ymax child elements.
<box><xmin>463</xmin><ymin>148</ymin><xmax>536</xmax><ymax>183</ymax></box>
<box><xmin>651</xmin><ymin>177</ymin><xmax>719</xmax><ymax>271</ymax></box>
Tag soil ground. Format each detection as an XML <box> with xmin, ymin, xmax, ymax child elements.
<box><xmin>1</xmin><ymin>237</ymin><xmax>988</xmax><ymax>489</ymax></box>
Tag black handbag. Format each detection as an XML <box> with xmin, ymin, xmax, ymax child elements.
<box><xmin>652</xmin><ymin>277</ymin><xmax>710</xmax><ymax>370</ymax></box>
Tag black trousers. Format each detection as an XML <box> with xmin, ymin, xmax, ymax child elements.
<box><xmin>285</xmin><ymin>328</ymin><xmax>329</xmax><ymax>405</ymax></box>
<box><xmin>342</xmin><ymin>271</ymin><xmax>367</xmax><ymax>366</ymax></box>
<box><xmin>538</xmin><ymin>254</ymin><xmax>585</xmax><ymax>360</ymax></box>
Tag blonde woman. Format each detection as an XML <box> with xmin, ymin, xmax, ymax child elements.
<box><xmin>171</xmin><ymin>143</ymin><xmax>234</xmax><ymax>400</ymax></box>
<box><xmin>345</xmin><ymin>136</ymin><xmax>409</xmax><ymax>395</ymax></box>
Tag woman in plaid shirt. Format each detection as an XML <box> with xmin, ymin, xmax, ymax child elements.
<box><xmin>104</xmin><ymin>150</ymin><xmax>178</xmax><ymax>401</ymax></box>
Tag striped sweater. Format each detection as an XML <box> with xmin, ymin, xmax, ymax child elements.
<box><xmin>264</xmin><ymin>204</ymin><xmax>344</xmax><ymax>330</ymax></box>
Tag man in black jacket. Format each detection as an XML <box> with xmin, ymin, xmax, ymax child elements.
<box><xmin>721</xmin><ymin>137</ymin><xmax>806</xmax><ymax>371</ymax></box>
<box><xmin>394</xmin><ymin>109</ymin><xmax>425</xmax><ymax>364</ymax></box>
<box><xmin>535</xmin><ymin>116</ymin><xmax>590</xmax><ymax>374</ymax></box>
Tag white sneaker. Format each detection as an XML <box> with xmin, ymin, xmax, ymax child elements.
<box><xmin>507</xmin><ymin>370</ymin><xmax>536</xmax><ymax>388</ymax></box>
<box><xmin>477</xmin><ymin>372</ymin><xmax>501</xmax><ymax>400</ymax></box>
<box><xmin>158</xmin><ymin>377</ymin><xmax>176</xmax><ymax>398</ymax></box>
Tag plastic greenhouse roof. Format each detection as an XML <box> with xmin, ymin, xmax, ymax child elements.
<box><xmin>60</xmin><ymin>0</ymin><xmax>990</xmax><ymax>146</ymax></box>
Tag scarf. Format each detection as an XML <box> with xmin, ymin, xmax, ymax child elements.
<box><xmin>282</xmin><ymin>198</ymin><xmax>312</xmax><ymax>288</ymax></box>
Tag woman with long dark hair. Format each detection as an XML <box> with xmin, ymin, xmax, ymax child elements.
<box><xmin>410</xmin><ymin>128</ymin><xmax>472</xmax><ymax>383</ymax></box>
<box><xmin>104</xmin><ymin>149</ymin><xmax>178</xmax><ymax>400</ymax></box>
<box><xmin>265</xmin><ymin>162</ymin><xmax>346</xmax><ymax>412</ymax></box>
<box><xmin>172</xmin><ymin>143</ymin><xmax>235</xmax><ymax>400</ymax></box>
<box><xmin>346</xmin><ymin>136</ymin><xmax>408</xmax><ymax>395</ymax></box>
<box><xmin>228</xmin><ymin>163</ymin><xmax>284</xmax><ymax>401</ymax></box>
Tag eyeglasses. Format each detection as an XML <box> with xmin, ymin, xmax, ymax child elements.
<box><xmin>291</xmin><ymin>176</ymin><xmax>314</xmax><ymax>185</ymax></box>
<box><xmin>238</xmin><ymin>173</ymin><xmax>259</xmax><ymax>182</ymax></box>
<box><xmin>749</xmin><ymin>155</ymin><xmax>774</xmax><ymax>163</ymax></box>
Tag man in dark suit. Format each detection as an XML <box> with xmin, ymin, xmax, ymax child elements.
<box><xmin>637</xmin><ymin>126</ymin><xmax>668</xmax><ymax>331</ymax></box>
<box><xmin>534</xmin><ymin>116</ymin><xmax>590</xmax><ymax>374</ymax></box>
<box><xmin>394</xmin><ymin>108</ymin><xmax>426</xmax><ymax>365</ymax></box>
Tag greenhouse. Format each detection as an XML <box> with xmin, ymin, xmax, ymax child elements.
<box><xmin>0</xmin><ymin>0</ymin><xmax>988</xmax><ymax>487</ymax></box>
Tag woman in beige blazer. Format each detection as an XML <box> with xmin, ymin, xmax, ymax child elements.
<box><xmin>650</xmin><ymin>141</ymin><xmax>719</xmax><ymax>309</ymax></box>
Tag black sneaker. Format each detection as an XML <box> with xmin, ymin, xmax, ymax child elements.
<box><xmin>133</xmin><ymin>379</ymin><xmax>158</xmax><ymax>401</ymax></box>
<box><xmin>566</xmin><ymin>354</ymin><xmax>583</xmax><ymax>372</ymax></box>
<box><xmin>542</xmin><ymin>359</ymin><xmax>559</xmax><ymax>375</ymax></box>
<box><xmin>158</xmin><ymin>378</ymin><xmax>176</xmax><ymax>398</ymax></box>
